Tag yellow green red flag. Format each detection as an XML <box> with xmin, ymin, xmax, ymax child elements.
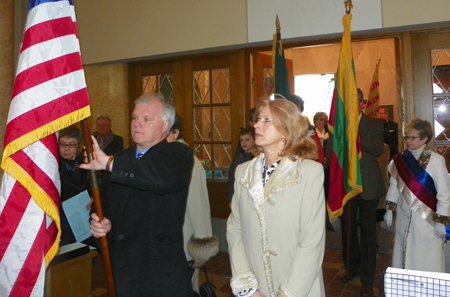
<box><xmin>327</xmin><ymin>12</ymin><xmax>363</xmax><ymax>219</ymax></box>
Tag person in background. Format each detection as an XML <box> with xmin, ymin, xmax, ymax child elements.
<box><xmin>314</xmin><ymin>112</ymin><xmax>334</xmax><ymax>231</ymax></box>
<box><xmin>379</xmin><ymin>106</ymin><xmax>399</xmax><ymax>160</ymax></box>
<box><xmin>290</xmin><ymin>94</ymin><xmax>324</xmax><ymax>164</ymax></box>
<box><xmin>227</xmin><ymin>99</ymin><xmax>325</xmax><ymax>297</ymax></box>
<box><xmin>384</xmin><ymin>119</ymin><xmax>450</xmax><ymax>272</ymax></box>
<box><xmin>58</xmin><ymin>126</ymin><xmax>96</xmax><ymax>248</ymax></box>
<box><xmin>234</xmin><ymin>108</ymin><xmax>257</xmax><ymax>156</ymax></box>
<box><xmin>313</xmin><ymin>112</ymin><xmax>329</xmax><ymax>153</ymax></box>
<box><xmin>327</xmin><ymin>88</ymin><xmax>385</xmax><ymax>297</ymax></box>
<box><xmin>167</xmin><ymin>114</ymin><xmax>219</xmax><ymax>292</ymax></box>
<box><xmin>81</xmin><ymin>93</ymin><xmax>194</xmax><ymax>296</ymax></box>
<box><xmin>228</xmin><ymin>126</ymin><xmax>255</xmax><ymax>207</ymax></box>
<box><xmin>93</xmin><ymin>115</ymin><xmax>124</xmax><ymax>155</ymax></box>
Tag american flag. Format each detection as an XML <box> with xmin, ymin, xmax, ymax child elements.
<box><xmin>0</xmin><ymin>0</ymin><xmax>90</xmax><ymax>296</ymax></box>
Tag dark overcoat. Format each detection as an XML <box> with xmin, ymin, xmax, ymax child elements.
<box><xmin>101</xmin><ymin>139</ymin><xmax>194</xmax><ymax>296</ymax></box>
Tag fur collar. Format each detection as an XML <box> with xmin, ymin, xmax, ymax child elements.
<box><xmin>240</xmin><ymin>154</ymin><xmax>303</xmax><ymax>207</ymax></box>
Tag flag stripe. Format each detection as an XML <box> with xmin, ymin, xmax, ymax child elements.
<box><xmin>0</xmin><ymin>182</ymin><xmax>30</xmax><ymax>261</ymax></box>
<box><xmin>16</xmin><ymin>35</ymin><xmax>80</xmax><ymax>76</ymax></box>
<box><xmin>8</xmin><ymin>70</ymin><xmax>87</xmax><ymax>124</ymax></box>
<box><xmin>27</xmin><ymin>1</ymin><xmax>74</xmax><ymax>28</ymax></box>
<box><xmin>12</xmin><ymin>151</ymin><xmax>60</xmax><ymax>204</ymax></box>
<box><xmin>12</xmin><ymin>52</ymin><xmax>83</xmax><ymax>99</ymax></box>
<box><xmin>9</xmin><ymin>211</ymin><xmax>46</xmax><ymax>297</ymax></box>
<box><xmin>4</xmin><ymin>90</ymin><xmax>89</xmax><ymax>153</ymax></box>
<box><xmin>22</xmin><ymin>17</ymin><xmax>74</xmax><ymax>53</ymax></box>
<box><xmin>0</xmin><ymin>191</ymin><xmax>41</xmax><ymax>296</ymax></box>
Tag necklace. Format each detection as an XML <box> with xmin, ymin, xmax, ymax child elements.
<box><xmin>62</xmin><ymin>160</ymin><xmax>79</xmax><ymax>172</ymax></box>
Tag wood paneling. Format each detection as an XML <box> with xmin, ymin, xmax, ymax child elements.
<box><xmin>129</xmin><ymin>50</ymin><xmax>251</xmax><ymax>219</ymax></box>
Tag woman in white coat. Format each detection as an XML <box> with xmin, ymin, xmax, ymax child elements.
<box><xmin>384</xmin><ymin>119</ymin><xmax>450</xmax><ymax>272</ymax></box>
<box><xmin>227</xmin><ymin>99</ymin><xmax>326</xmax><ymax>297</ymax></box>
<box><xmin>167</xmin><ymin>114</ymin><xmax>219</xmax><ymax>291</ymax></box>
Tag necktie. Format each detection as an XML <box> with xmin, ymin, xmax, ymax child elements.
<box><xmin>136</xmin><ymin>153</ymin><xmax>144</xmax><ymax>160</ymax></box>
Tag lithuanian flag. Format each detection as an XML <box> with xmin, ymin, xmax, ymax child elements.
<box><xmin>327</xmin><ymin>12</ymin><xmax>363</xmax><ymax>219</ymax></box>
<box><xmin>272</xmin><ymin>15</ymin><xmax>290</xmax><ymax>100</ymax></box>
<box><xmin>365</xmin><ymin>59</ymin><xmax>381</xmax><ymax>117</ymax></box>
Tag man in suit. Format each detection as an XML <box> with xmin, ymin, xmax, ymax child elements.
<box><xmin>327</xmin><ymin>89</ymin><xmax>385</xmax><ymax>297</ymax></box>
<box><xmin>93</xmin><ymin>115</ymin><xmax>124</xmax><ymax>155</ymax></box>
<box><xmin>81</xmin><ymin>93</ymin><xmax>195</xmax><ymax>296</ymax></box>
<box><xmin>379</xmin><ymin>106</ymin><xmax>399</xmax><ymax>160</ymax></box>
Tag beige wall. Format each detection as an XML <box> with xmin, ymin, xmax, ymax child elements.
<box><xmin>381</xmin><ymin>0</ymin><xmax>450</xmax><ymax>28</ymax></box>
<box><xmin>84</xmin><ymin>64</ymin><xmax>130</xmax><ymax>147</ymax></box>
<box><xmin>71</xmin><ymin>0</ymin><xmax>448</xmax><ymax>65</ymax></box>
<box><xmin>287</xmin><ymin>38</ymin><xmax>399</xmax><ymax>122</ymax></box>
<box><xmin>12</xmin><ymin>2</ymin><xmax>450</xmax><ymax>66</ymax></box>
<box><xmin>75</xmin><ymin>0</ymin><xmax>248</xmax><ymax>65</ymax></box>
<box><xmin>0</xmin><ymin>0</ymin><xmax>14</xmax><ymax>176</ymax></box>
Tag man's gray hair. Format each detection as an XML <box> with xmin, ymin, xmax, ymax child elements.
<box><xmin>134</xmin><ymin>93</ymin><xmax>176</xmax><ymax>134</ymax></box>
<box><xmin>96</xmin><ymin>115</ymin><xmax>112</xmax><ymax>125</ymax></box>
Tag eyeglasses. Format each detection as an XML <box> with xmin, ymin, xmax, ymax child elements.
<box><xmin>97</xmin><ymin>124</ymin><xmax>110</xmax><ymax>127</ymax></box>
<box><xmin>315</xmin><ymin>118</ymin><xmax>325</xmax><ymax>121</ymax></box>
<box><xmin>403</xmin><ymin>136</ymin><xmax>421</xmax><ymax>141</ymax></box>
<box><xmin>59</xmin><ymin>143</ymin><xmax>78</xmax><ymax>148</ymax></box>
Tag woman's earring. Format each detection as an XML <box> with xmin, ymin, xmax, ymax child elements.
<box><xmin>282</xmin><ymin>138</ymin><xmax>286</xmax><ymax>142</ymax></box>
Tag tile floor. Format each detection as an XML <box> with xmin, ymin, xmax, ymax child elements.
<box><xmin>91</xmin><ymin>244</ymin><xmax>393</xmax><ymax>297</ymax></box>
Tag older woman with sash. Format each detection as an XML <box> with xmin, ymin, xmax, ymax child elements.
<box><xmin>383</xmin><ymin>119</ymin><xmax>450</xmax><ymax>272</ymax></box>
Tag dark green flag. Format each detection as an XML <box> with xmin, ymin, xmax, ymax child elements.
<box><xmin>272</xmin><ymin>24</ymin><xmax>290</xmax><ymax>100</ymax></box>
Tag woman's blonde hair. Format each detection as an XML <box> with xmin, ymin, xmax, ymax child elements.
<box><xmin>253</xmin><ymin>99</ymin><xmax>318</xmax><ymax>161</ymax></box>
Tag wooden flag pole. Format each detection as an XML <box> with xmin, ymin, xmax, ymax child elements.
<box><xmin>81</xmin><ymin>119</ymin><xmax>116</xmax><ymax>297</ymax></box>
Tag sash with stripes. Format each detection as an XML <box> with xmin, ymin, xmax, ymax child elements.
<box><xmin>389</xmin><ymin>150</ymin><xmax>437</xmax><ymax>226</ymax></box>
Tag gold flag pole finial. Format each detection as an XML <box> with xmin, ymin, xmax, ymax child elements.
<box><xmin>276</xmin><ymin>14</ymin><xmax>281</xmax><ymax>33</ymax></box>
<box><xmin>345</xmin><ymin>0</ymin><xmax>353</xmax><ymax>14</ymax></box>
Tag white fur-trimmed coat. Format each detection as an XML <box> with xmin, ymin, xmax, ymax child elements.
<box><xmin>227</xmin><ymin>154</ymin><xmax>326</xmax><ymax>297</ymax></box>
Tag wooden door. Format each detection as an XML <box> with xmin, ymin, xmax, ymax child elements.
<box><xmin>407</xmin><ymin>30</ymin><xmax>450</xmax><ymax>171</ymax></box>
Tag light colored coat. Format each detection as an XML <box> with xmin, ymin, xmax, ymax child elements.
<box><xmin>181</xmin><ymin>142</ymin><xmax>216</xmax><ymax>291</ymax></box>
<box><xmin>227</xmin><ymin>154</ymin><xmax>326</xmax><ymax>297</ymax></box>
<box><xmin>387</xmin><ymin>151</ymin><xmax>450</xmax><ymax>272</ymax></box>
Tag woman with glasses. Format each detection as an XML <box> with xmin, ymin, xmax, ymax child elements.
<box><xmin>59</xmin><ymin>126</ymin><xmax>96</xmax><ymax>248</ymax></box>
<box><xmin>383</xmin><ymin>119</ymin><xmax>450</xmax><ymax>272</ymax></box>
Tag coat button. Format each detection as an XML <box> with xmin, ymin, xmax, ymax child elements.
<box><xmin>130</xmin><ymin>173</ymin><xmax>134</xmax><ymax>178</ymax></box>
<box><xmin>118</xmin><ymin>234</ymin><xmax>125</xmax><ymax>239</ymax></box>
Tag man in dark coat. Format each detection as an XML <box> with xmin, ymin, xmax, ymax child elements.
<box><xmin>379</xmin><ymin>106</ymin><xmax>399</xmax><ymax>160</ymax></box>
<box><xmin>326</xmin><ymin>89</ymin><xmax>386</xmax><ymax>297</ymax></box>
<box><xmin>93</xmin><ymin>115</ymin><xmax>124</xmax><ymax>155</ymax></box>
<box><xmin>81</xmin><ymin>93</ymin><xmax>194</xmax><ymax>296</ymax></box>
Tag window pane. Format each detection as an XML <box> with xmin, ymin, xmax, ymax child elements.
<box><xmin>432</xmin><ymin>49</ymin><xmax>450</xmax><ymax>95</ymax></box>
<box><xmin>212</xmin><ymin>68</ymin><xmax>230</xmax><ymax>103</ymax></box>
<box><xmin>213</xmin><ymin>106</ymin><xmax>231</xmax><ymax>141</ymax></box>
<box><xmin>193</xmin><ymin>70</ymin><xmax>210</xmax><ymax>105</ymax></box>
<box><xmin>263</xmin><ymin>67</ymin><xmax>274</xmax><ymax>97</ymax></box>
<box><xmin>213</xmin><ymin>144</ymin><xmax>231</xmax><ymax>180</ymax></box>
<box><xmin>142</xmin><ymin>75</ymin><xmax>157</xmax><ymax>94</ymax></box>
<box><xmin>434</xmin><ymin>96</ymin><xmax>450</xmax><ymax>141</ymax></box>
<box><xmin>195</xmin><ymin>144</ymin><xmax>213</xmax><ymax>178</ymax></box>
<box><xmin>142</xmin><ymin>74</ymin><xmax>173</xmax><ymax>100</ymax></box>
<box><xmin>194</xmin><ymin>107</ymin><xmax>211</xmax><ymax>141</ymax></box>
<box><xmin>159</xmin><ymin>74</ymin><xmax>173</xmax><ymax>100</ymax></box>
